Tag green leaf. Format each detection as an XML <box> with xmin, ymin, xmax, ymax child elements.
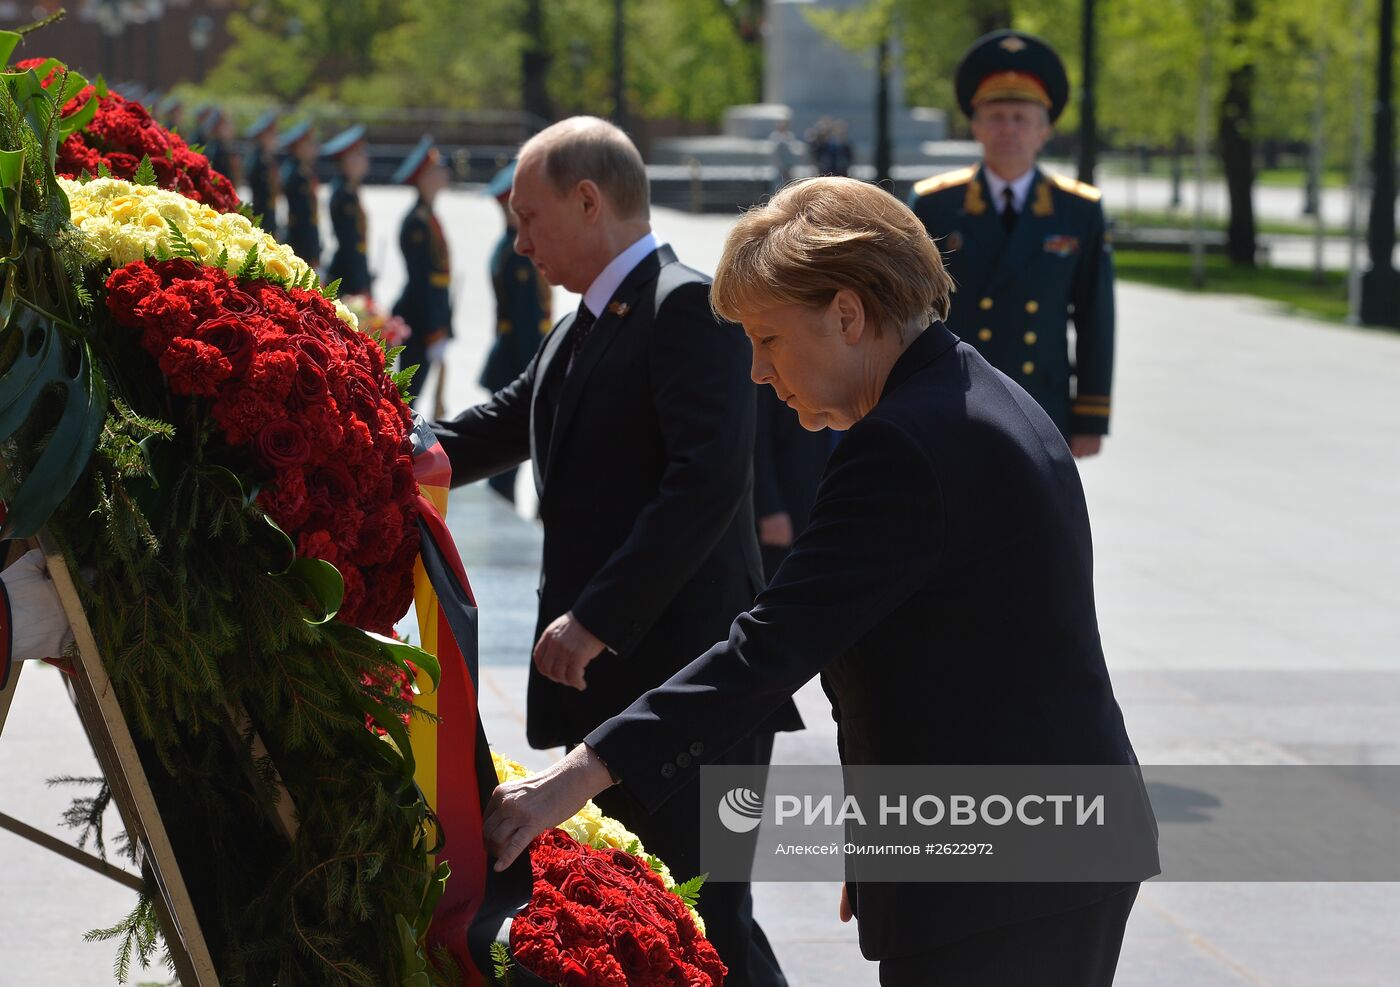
<box><xmin>96</xmin><ymin>159</ymin><xmax>111</xmax><ymax>179</ymax></box>
<box><xmin>364</xmin><ymin>631</ymin><xmax>441</xmax><ymax>694</ymax></box>
<box><xmin>415</xmin><ymin>862</ymin><xmax>450</xmax><ymax>939</ymax></box>
<box><xmin>59</xmin><ymin>88</ymin><xmax>99</xmax><ymax>140</ymax></box>
<box><xmin>348</xmin><ymin>688</ymin><xmax>416</xmax><ymax>788</ymax></box>
<box><xmin>236</xmin><ymin>242</ymin><xmax>261</xmax><ymax>279</ymax></box>
<box><xmin>0</xmin><ymin>31</ymin><xmax>20</xmax><ymax>65</ymax></box>
<box><xmin>671</xmin><ymin>872</ymin><xmax>708</xmax><ymax>910</ymax></box>
<box><xmin>132</xmin><ymin>154</ymin><xmax>157</xmax><ymax>186</ymax></box>
<box><xmin>490</xmin><ymin>940</ymin><xmax>515</xmax><ymax>987</ymax></box>
<box><xmin>0</xmin><ymin>147</ymin><xmax>23</xmax><ymax>189</ymax></box>
<box><xmin>250</xmin><ymin>513</ymin><xmax>297</xmax><ymax>574</ymax></box>
<box><xmin>282</xmin><ymin>556</ymin><xmax>344</xmax><ymax>624</ymax></box>
<box><xmin>214</xmin><ymin>245</ymin><xmax>229</xmax><ymax>271</ymax></box>
<box><xmin>0</xmin><ymin>315</ymin><xmax>107</xmax><ymax>539</ymax></box>
<box><xmin>321</xmin><ymin>277</ymin><xmax>342</xmax><ymax>299</ymax></box>
<box><xmin>396</xmin><ymin>914</ymin><xmax>431</xmax><ymax>987</ymax></box>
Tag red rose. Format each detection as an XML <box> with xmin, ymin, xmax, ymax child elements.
<box><xmin>220</xmin><ymin>288</ymin><xmax>261</xmax><ymax>316</ymax></box>
<box><xmin>254</xmin><ymin>420</ymin><xmax>313</xmax><ymax>471</ymax></box>
<box><xmin>156</xmin><ymin>259</ymin><xmax>204</xmax><ymax>285</ymax></box>
<box><xmin>158</xmin><ymin>336</ymin><xmax>232</xmax><ymax>396</ymax></box>
<box><xmin>103</xmin><ymin>151</ymin><xmax>141</xmax><ymax>179</ymax></box>
<box><xmin>198</xmin><ymin>315</ymin><xmax>257</xmax><ymax>378</ymax></box>
<box><xmin>291</xmin><ymin>352</ymin><xmax>329</xmax><ymax>407</ymax></box>
<box><xmin>560</xmin><ymin>872</ymin><xmax>605</xmax><ymax>909</ymax></box>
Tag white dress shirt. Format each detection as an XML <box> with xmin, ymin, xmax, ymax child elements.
<box><xmin>582</xmin><ymin>231</ymin><xmax>662</xmax><ymax>317</ymax></box>
<box><xmin>983</xmin><ymin>167</ymin><xmax>1037</xmax><ymax>215</ymax></box>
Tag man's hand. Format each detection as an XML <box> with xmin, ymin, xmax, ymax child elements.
<box><xmin>484</xmin><ymin>743</ymin><xmax>617</xmax><ymax>871</ymax></box>
<box><xmin>839</xmin><ymin>883</ymin><xmax>853</xmax><ymax>923</ymax></box>
<box><xmin>1070</xmin><ymin>434</ymin><xmax>1103</xmax><ymax>459</ymax></box>
<box><xmin>533</xmin><ymin>611</ymin><xmax>606</xmax><ymax>691</ymax></box>
<box><xmin>758</xmin><ymin>511</ymin><xmax>795</xmax><ymax>547</ymax></box>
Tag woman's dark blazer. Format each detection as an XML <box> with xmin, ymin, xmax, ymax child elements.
<box><xmin>587</xmin><ymin>320</ymin><xmax>1158</xmax><ymax>960</ymax></box>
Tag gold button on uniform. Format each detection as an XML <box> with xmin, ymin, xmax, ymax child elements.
<box><xmin>979</xmin><ymin>297</ymin><xmax>993</xmax><ymax>310</ymax></box>
<box><xmin>978</xmin><ymin>328</ymin><xmax>993</xmax><ymax>341</ymax></box>
<box><xmin>1022</xmin><ymin>361</ymin><xmax>1035</xmax><ymax>375</ymax></box>
<box><xmin>1025</xmin><ymin>300</ymin><xmax>1039</xmax><ymax>314</ymax></box>
<box><xmin>1023</xmin><ymin>331</ymin><xmax>1037</xmax><ymax>345</ymax></box>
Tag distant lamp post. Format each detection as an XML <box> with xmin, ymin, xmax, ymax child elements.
<box><xmin>1359</xmin><ymin>0</ymin><xmax>1398</xmax><ymax>327</ymax></box>
<box><xmin>189</xmin><ymin>15</ymin><xmax>215</xmax><ymax>84</ymax></box>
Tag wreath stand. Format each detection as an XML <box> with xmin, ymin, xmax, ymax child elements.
<box><xmin>0</xmin><ymin>535</ymin><xmax>223</xmax><ymax>986</ymax></box>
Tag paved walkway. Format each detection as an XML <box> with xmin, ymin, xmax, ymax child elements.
<box><xmin>3</xmin><ymin>193</ymin><xmax>1398</xmax><ymax>985</ymax></box>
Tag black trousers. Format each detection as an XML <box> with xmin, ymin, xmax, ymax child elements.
<box><xmin>878</xmin><ymin>885</ymin><xmax>1139</xmax><ymax>987</ymax></box>
<box><xmin>590</xmin><ymin>731</ymin><xmax>788</xmax><ymax>987</ymax></box>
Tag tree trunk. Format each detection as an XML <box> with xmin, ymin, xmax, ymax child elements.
<box><xmin>975</xmin><ymin>3</ymin><xmax>1014</xmax><ymax>35</ymax></box>
<box><xmin>1218</xmin><ymin>0</ymin><xmax>1257</xmax><ymax>267</ymax></box>
<box><xmin>521</xmin><ymin>0</ymin><xmax>553</xmax><ymax>125</ymax></box>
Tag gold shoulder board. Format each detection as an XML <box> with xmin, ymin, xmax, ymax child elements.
<box><xmin>1048</xmin><ymin>172</ymin><xmax>1103</xmax><ymax>202</ymax></box>
<box><xmin>913</xmin><ymin>166</ymin><xmax>978</xmax><ymax>198</ymax></box>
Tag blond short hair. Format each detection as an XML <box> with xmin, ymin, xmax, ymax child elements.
<box><xmin>520</xmin><ymin>116</ymin><xmax>650</xmax><ymax>221</ymax></box>
<box><xmin>712</xmin><ymin>178</ymin><xmax>953</xmax><ymax>335</ymax></box>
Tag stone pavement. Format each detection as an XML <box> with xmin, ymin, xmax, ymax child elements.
<box><xmin>3</xmin><ymin>190</ymin><xmax>1399</xmax><ymax>985</ymax></box>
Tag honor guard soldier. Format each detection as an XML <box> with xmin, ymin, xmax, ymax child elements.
<box><xmin>278</xmin><ymin>120</ymin><xmax>321</xmax><ymax>267</ymax></box>
<box><xmin>910</xmin><ymin>30</ymin><xmax>1115</xmax><ymax>457</ymax></box>
<box><xmin>321</xmin><ymin>125</ymin><xmax>372</xmax><ymax>296</ymax></box>
<box><xmin>198</xmin><ymin>106</ymin><xmax>239</xmax><ymax>188</ymax></box>
<box><xmin>243</xmin><ymin>109</ymin><xmax>281</xmax><ymax>228</ymax></box>
<box><xmin>391</xmin><ymin>136</ymin><xmax>453</xmax><ymax>411</ymax></box>
<box><xmin>478</xmin><ymin>160</ymin><xmax>552</xmax><ymax>503</ymax></box>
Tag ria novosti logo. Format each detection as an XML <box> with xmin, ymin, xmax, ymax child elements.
<box><xmin>717</xmin><ymin>787</ymin><xmax>765</xmax><ymax>833</ymax></box>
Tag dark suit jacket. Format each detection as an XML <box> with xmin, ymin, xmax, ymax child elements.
<box><xmin>752</xmin><ymin>384</ymin><xmax>829</xmax><ymax>536</ymax></box>
<box><xmin>910</xmin><ymin>166</ymin><xmax>1116</xmax><ymax>437</ymax></box>
<box><xmin>587</xmin><ymin>322</ymin><xmax>1157</xmax><ymax>959</ymax></box>
<box><xmin>432</xmin><ymin>244</ymin><xmax>802</xmax><ymax>748</ymax></box>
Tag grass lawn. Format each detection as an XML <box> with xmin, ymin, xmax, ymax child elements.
<box><xmin>1114</xmin><ymin>249</ymin><xmax>1352</xmax><ymax>323</ymax></box>
<box><xmin>1111</xmin><ymin>209</ymin><xmax>1346</xmax><ymax>239</ymax></box>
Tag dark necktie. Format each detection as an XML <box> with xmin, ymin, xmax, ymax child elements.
<box><xmin>565</xmin><ymin>302</ymin><xmax>598</xmax><ymax>376</ymax></box>
<box><xmin>1001</xmin><ymin>186</ymin><xmax>1018</xmax><ymax>234</ymax></box>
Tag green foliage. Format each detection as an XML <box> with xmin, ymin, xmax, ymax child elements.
<box><xmin>198</xmin><ymin>0</ymin><xmax>759</xmax><ymax>123</ymax></box>
<box><xmin>163</xmin><ymin>219</ymin><xmax>201</xmax><ymax>261</ymax></box>
<box><xmin>132</xmin><ymin>154</ymin><xmax>157</xmax><ymax>186</ymax></box>
<box><xmin>490</xmin><ymin>940</ymin><xmax>515</xmax><ymax>986</ymax></box>
<box><xmin>2</xmin><ymin>44</ymin><xmax>457</xmax><ymax>987</ymax></box>
<box><xmin>85</xmin><ymin>897</ymin><xmax>169</xmax><ymax>984</ymax></box>
<box><xmin>671</xmin><ymin>872</ymin><xmax>708</xmax><ymax>912</ymax></box>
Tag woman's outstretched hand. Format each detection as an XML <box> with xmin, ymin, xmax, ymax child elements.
<box><xmin>483</xmin><ymin>743</ymin><xmax>618</xmax><ymax>871</ymax></box>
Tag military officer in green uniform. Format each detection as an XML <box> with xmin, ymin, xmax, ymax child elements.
<box><xmin>910</xmin><ymin>30</ymin><xmax>1115</xmax><ymax>457</ymax></box>
<box><xmin>321</xmin><ymin>124</ymin><xmax>373</xmax><ymax>296</ymax></box>
<box><xmin>478</xmin><ymin>160</ymin><xmax>552</xmax><ymax>503</ymax></box>
<box><xmin>278</xmin><ymin>121</ymin><xmax>322</xmax><ymax>269</ymax></box>
<box><xmin>392</xmin><ymin>136</ymin><xmax>453</xmax><ymax>412</ymax></box>
<box><xmin>243</xmin><ymin>110</ymin><xmax>281</xmax><ymax>229</ymax></box>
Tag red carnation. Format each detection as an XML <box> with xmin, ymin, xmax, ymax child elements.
<box><xmin>158</xmin><ymin>336</ymin><xmax>232</xmax><ymax>395</ymax></box>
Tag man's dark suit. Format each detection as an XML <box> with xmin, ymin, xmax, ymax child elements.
<box><xmin>587</xmin><ymin>322</ymin><xmax>1158</xmax><ymax>981</ymax></box>
<box><xmin>432</xmin><ymin>243</ymin><xmax>800</xmax><ymax>986</ymax></box>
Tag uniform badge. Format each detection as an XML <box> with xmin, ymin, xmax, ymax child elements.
<box><xmin>999</xmin><ymin>36</ymin><xmax>1028</xmax><ymax>53</ymax></box>
<box><xmin>608</xmin><ymin>301</ymin><xmax>631</xmax><ymax>318</ymax></box>
<box><xmin>1042</xmin><ymin>234</ymin><xmax>1080</xmax><ymax>257</ymax></box>
<box><xmin>944</xmin><ymin>231</ymin><xmax>964</xmax><ymax>251</ymax></box>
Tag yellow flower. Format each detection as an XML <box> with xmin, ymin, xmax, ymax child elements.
<box><xmin>60</xmin><ymin>177</ymin><xmax>356</xmax><ymax>331</ymax></box>
<box><xmin>489</xmin><ymin>747</ymin><xmax>706</xmax><ymax>935</ymax></box>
